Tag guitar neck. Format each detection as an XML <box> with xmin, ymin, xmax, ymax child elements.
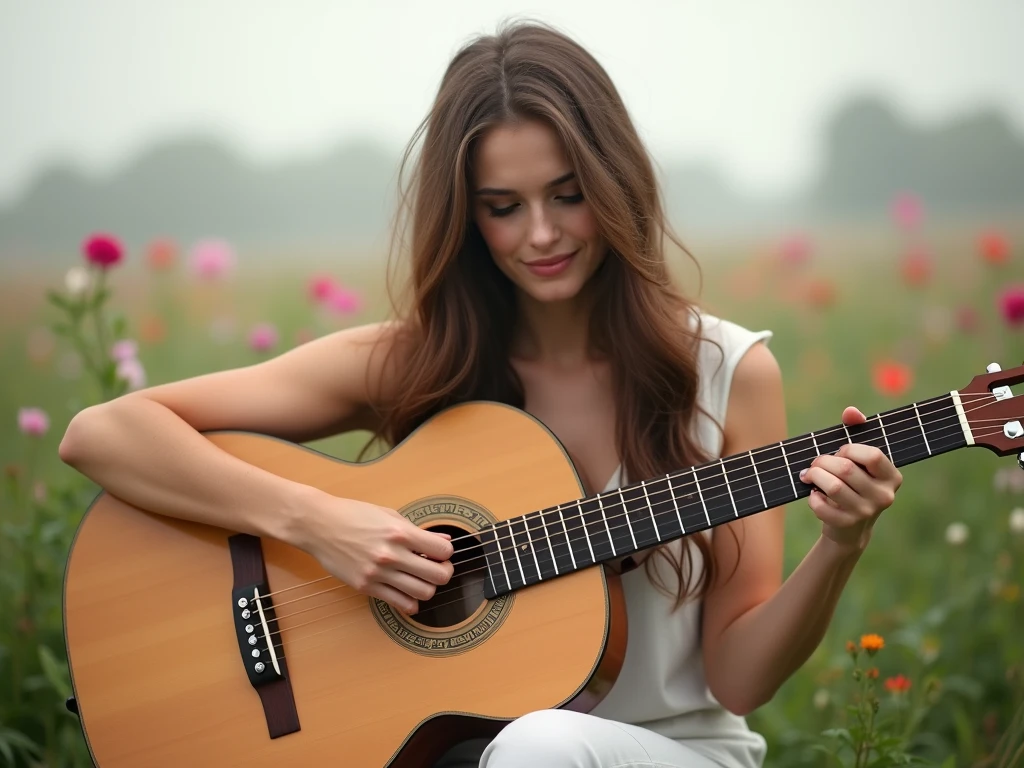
<box><xmin>482</xmin><ymin>391</ymin><xmax>972</xmax><ymax>599</ymax></box>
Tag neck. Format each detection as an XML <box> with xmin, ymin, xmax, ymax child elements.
<box><xmin>511</xmin><ymin>286</ymin><xmax>597</xmax><ymax>366</ymax></box>
<box><xmin>482</xmin><ymin>390</ymin><xmax>972</xmax><ymax>599</ymax></box>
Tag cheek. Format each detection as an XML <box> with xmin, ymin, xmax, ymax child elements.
<box><xmin>475</xmin><ymin>215</ymin><xmax>521</xmax><ymax>259</ymax></box>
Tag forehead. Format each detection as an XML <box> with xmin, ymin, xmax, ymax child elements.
<box><xmin>472</xmin><ymin>120</ymin><xmax>572</xmax><ymax>188</ymax></box>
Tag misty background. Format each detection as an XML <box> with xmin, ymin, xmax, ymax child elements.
<box><xmin>1</xmin><ymin>0</ymin><xmax>1023</xmax><ymax>261</ymax></box>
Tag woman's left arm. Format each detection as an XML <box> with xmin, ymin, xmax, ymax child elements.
<box><xmin>700</xmin><ymin>342</ymin><xmax>903</xmax><ymax>716</ymax></box>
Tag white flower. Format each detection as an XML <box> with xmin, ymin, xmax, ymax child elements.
<box><xmin>1010</xmin><ymin>508</ymin><xmax>1024</xmax><ymax>535</ymax></box>
<box><xmin>64</xmin><ymin>266</ymin><xmax>91</xmax><ymax>296</ymax></box>
<box><xmin>945</xmin><ymin>522</ymin><xmax>969</xmax><ymax>546</ymax></box>
<box><xmin>812</xmin><ymin>689</ymin><xmax>830</xmax><ymax>710</ymax></box>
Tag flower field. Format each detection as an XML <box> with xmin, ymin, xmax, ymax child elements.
<box><xmin>0</xmin><ymin>213</ymin><xmax>1022</xmax><ymax>766</ymax></box>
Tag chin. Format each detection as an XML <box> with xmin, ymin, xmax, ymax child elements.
<box><xmin>521</xmin><ymin>277</ymin><xmax>588</xmax><ymax>304</ymax></box>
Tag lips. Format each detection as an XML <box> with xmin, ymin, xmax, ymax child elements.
<box><xmin>525</xmin><ymin>250</ymin><xmax>576</xmax><ymax>267</ymax></box>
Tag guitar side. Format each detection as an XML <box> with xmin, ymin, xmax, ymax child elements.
<box><xmin>63</xmin><ymin>401</ymin><xmax>627</xmax><ymax>767</ymax></box>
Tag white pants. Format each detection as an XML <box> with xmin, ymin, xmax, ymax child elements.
<box><xmin>433</xmin><ymin>710</ymin><xmax>723</xmax><ymax>768</ymax></box>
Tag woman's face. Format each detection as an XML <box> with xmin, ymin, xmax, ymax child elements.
<box><xmin>471</xmin><ymin>120</ymin><xmax>606</xmax><ymax>304</ymax></box>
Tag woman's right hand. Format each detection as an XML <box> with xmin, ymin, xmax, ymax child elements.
<box><xmin>296</xmin><ymin>490</ymin><xmax>455</xmax><ymax>615</ymax></box>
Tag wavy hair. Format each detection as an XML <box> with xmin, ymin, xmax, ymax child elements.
<box><xmin>371</xmin><ymin>19</ymin><xmax>736</xmax><ymax>608</ymax></box>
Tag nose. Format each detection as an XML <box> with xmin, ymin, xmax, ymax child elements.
<box><xmin>527</xmin><ymin>206</ymin><xmax>560</xmax><ymax>251</ymax></box>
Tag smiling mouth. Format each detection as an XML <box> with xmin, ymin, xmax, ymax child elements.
<box><xmin>525</xmin><ymin>250</ymin><xmax>577</xmax><ymax>267</ymax></box>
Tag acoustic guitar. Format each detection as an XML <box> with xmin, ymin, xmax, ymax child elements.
<box><xmin>62</xmin><ymin>363</ymin><xmax>1023</xmax><ymax>767</ymax></box>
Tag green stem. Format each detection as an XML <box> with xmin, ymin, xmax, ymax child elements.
<box><xmin>89</xmin><ymin>269</ymin><xmax>113</xmax><ymax>400</ymax></box>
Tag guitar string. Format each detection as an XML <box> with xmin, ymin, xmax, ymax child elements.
<box><xmin>250</xmin><ymin>419</ymin><xmax>1014</xmax><ymax>664</ymax></box>
<box><xmin>251</xmin><ymin>409</ymin><xmax>1002</xmax><ymax>638</ymax></box>
<box><xmin>255</xmin><ymin>396</ymin><xmax>1002</xmax><ymax>615</ymax></box>
<box><xmin>248</xmin><ymin>406</ymin><xmax>1006</xmax><ymax>644</ymax></box>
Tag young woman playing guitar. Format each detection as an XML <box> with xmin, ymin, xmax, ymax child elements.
<box><xmin>59</xmin><ymin>21</ymin><xmax>904</xmax><ymax>768</ymax></box>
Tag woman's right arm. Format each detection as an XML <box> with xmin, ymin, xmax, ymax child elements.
<box><xmin>58</xmin><ymin>322</ymin><xmax>453</xmax><ymax>614</ymax></box>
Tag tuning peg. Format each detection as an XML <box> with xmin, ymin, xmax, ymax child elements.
<box><xmin>988</xmin><ymin>362</ymin><xmax>1014</xmax><ymax>401</ymax></box>
<box><xmin>989</xmin><ymin>363</ymin><xmax>1003</xmax><ymax>373</ymax></box>
<box><xmin>1018</xmin><ymin>452</ymin><xmax>1024</xmax><ymax>471</ymax></box>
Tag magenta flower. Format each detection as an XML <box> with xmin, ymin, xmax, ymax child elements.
<box><xmin>18</xmin><ymin>407</ymin><xmax>50</xmax><ymax>437</ymax></box>
<box><xmin>998</xmin><ymin>284</ymin><xmax>1024</xmax><ymax>327</ymax></box>
<box><xmin>115</xmin><ymin>357</ymin><xmax>147</xmax><ymax>390</ymax></box>
<box><xmin>308</xmin><ymin>275</ymin><xmax>336</xmax><ymax>302</ymax></box>
<box><xmin>110</xmin><ymin>339</ymin><xmax>139</xmax><ymax>362</ymax></box>
<box><xmin>83</xmin><ymin>233</ymin><xmax>125</xmax><ymax>269</ymax></box>
<box><xmin>326</xmin><ymin>285</ymin><xmax>364</xmax><ymax>315</ymax></box>
<box><xmin>188</xmin><ymin>239</ymin><xmax>236</xmax><ymax>280</ymax></box>
<box><xmin>248</xmin><ymin>322</ymin><xmax>279</xmax><ymax>352</ymax></box>
<box><xmin>890</xmin><ymin>192</ymin><xmax>924</xmax><ymax>231</ymax></box>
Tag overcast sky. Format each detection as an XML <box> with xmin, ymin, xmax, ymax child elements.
<box><xmin>1</xmin><ymin>0</ymin><xmax>1022</xmax><ymax>205</ymax></box>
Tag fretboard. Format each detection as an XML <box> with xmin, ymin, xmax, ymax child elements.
<box><xmin>481</xmin><ymin>392</ymin><xmax>969</xmax><ymax>599</ymax></box>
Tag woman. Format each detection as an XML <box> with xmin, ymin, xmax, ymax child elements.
<box><xmin>59</xmin><ymin>20</ymin><xmax>903</xmax><ymax>768</ymax></box>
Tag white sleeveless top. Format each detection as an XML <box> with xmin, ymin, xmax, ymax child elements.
<box><xmin>587</xmin><ymin>311</ymin><xmax>772</xmax><ymax>768</ymax></box>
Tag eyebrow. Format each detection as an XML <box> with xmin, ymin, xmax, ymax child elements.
<box><xmin>474</xmin><ymin>171</ymin><xmax>576</xmax><ymax>196</ymax></box>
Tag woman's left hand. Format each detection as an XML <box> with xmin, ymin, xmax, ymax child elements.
<box><xmin>799</xmin><ymin>406</ymin><xmax>904</xmax><ymax>552</ymax></box>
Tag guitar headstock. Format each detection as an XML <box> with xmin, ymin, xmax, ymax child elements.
<box><xmin>961</xmin><ymin>362</ymin><xmax>1024</xmax><ymax>459</ymax></box>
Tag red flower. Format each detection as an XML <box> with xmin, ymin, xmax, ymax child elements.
<box><xmin>885</xmin><ymin>674</ymin><xmax>912</xmax><ymax>693</ymax></box>
<box><xmin>998</xmin><ymin>284</ymin><xmax>1024</xmax><ymax>327</ymax></box>
<box><xmin>978</xmin><ymin>231</ymin><xmax>1010</xmax><ymax>266</ymax></box>
<box><xmin>900</xmin><ymin>244</ymin><xmax>932</xmax><ymax>287</ymax></box>
<box><xmin>83</xmin><ymin>233</ymin><xmax>124</xmax><ymax>269</ymax></box>
<box><xmin>872</xmin><ymin>360</ymin><xmax>913</xmax><ymax>397</ymax></box>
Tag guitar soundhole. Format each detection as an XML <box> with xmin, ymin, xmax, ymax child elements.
<box><xmin>412</xmin><ymin>524</ymin><xmax>486</xmax><ymax>629</ymax></box>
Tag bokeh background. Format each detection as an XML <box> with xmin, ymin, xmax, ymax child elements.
<box><xmin>1</xmin><ymin>1</ymin><xmax>1023</xmax><ymax>766</ymax></box>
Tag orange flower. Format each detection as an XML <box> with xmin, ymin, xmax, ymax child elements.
<box><xmin>845</xmin><ymin>640</ymin><xmax>858</xmax><ymax>655</ymax></box>
<box><xmin>885</xmin><ymin>674</ymin><xmax>912</xmax><ymax>693</ymax></box>
<box><xmin>146</xmin><ymin>238</ymin><xmax>178</xmax><ymax>271</ymax></box>
<box><xmin>900</xmin><ymin>244</ymin><xmax>932</xmax><ymax>287</ymax></box>
<box><xmin>860</xmin><ymin>633</ymin><xmax>885</xmax><ymax>654</ymax></box>
<box><xmin>139</xmin><ymin>314</ymin><xmax>167</xmax><ymax>344</ymax></box>
<box><xmin>865</xmin><ymin>667</ymin><xmax>879</xmax><ymax>679</ymax></box>
<box><xmin>978</xmin><ymin>231</ymin><xmax>1010</xmax><ymax>266</ymax></box>
<box><xmin>872</xmin><ymin>361</ymin><xmax>913</xmax><ymax>397</ymax></box>
<box><xmin>804</xmin><ymin>277</ymin><xmax>837</xmax><ymax>310</ymax></box>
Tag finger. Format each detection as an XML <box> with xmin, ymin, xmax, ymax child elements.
<box><xmin>385</xmin><ymin>569</ymin><xmax>441</xmax><ymax>604</ymax></box>
<box><xmin>836</xmin><ymin>443</ymin><xmax>902</xmax><ymax>484</ymax></box>
<box><xmin>368</xmin><ymin>583</ymin><xmax>419</xmax><ymax>615</ymax></box>
<box><xmin>842</xmin><ymin>406</ymin><xmax>866</xmax><ymax>426</ymax></box>
<box><xmin>803</xmin><ymin>454</ymin><xmax>875</xmax><ymax>499</ymax></box>
<box><xmin>399</xmin><ymin>551</ymin><xmax>455</xmax><ymax>586</ymax></box>
<box><xmin>800</xmin><ymin>466</ymin><xmax>860</xmax><ymax>510</ymax></box>
<box><xmin>408</xmin><ymin>525</ymin><xmax>455</xmax><ymax>561</ymax></box>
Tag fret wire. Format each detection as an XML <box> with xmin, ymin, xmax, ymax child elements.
<box><xmin>811</xmin><ymin>431</ymin><xmax>820</xmax><ymax>455</ymax></box>
<box><xmin>598</xmin><ymin>493</ymin><xmax>618</xmax><ymax>557</ymax></box>
<box><xmin>843</xmin><ymin>423</ymin><xmax>852</xmax><ymax>443</ymax></box>
<box><xmin>692</xmin><ymin>469</ymin><xmax>712</xmax><ymax>527</ymax></box>
<box><xmin>522</xmin><ymin>513</ymin><xmax>542</xmax><ymax>580</ymax></box>
<box><xmin>573</xmin><ymin>500</ymin><xmax>597</xmax><ymax>564</ymax></box>
<box><xmin>749</xmin><ymin>450</ymin><xmax>767</xmax><ymax>509</ymax></box>
<box><xmin>617</xmin><ymin>488</ymin><xmax>639</xmax><ymax>550</ymax></box>
<box><xmin>506</xmin><ymin>520</ymin><xmax>527</xmax><ymax>586</ymax></box>
<box><xmin>641</xmin><ymin>480</ymin><xmax>661</xmax><ymax>541</ymax></box>
<box><xmin>666</xmin><ymin>473</ymin><xmax>686</xmax><ymax>534</ymax></box>
<box><xmin>495</xmin><ymin>524</ymin><xmax>512</xmax><ymax>593</ymax></box>
<box><xmin>557</xmin><ymin>506</ymin><xmax>577</xmax><ymax>571</ymax></box>
<box><xmin>780</xmin><ymin>441</ymin><xmax>798</xmax><ymax>496</ymax></box>
<box><xmin>719</xmin><ymin>458</ymin><xmax>739</xmax><ymax>517</ymax></box>
<box><xmin>484</xmin><ymin>529</ymin><xmax>499</xmax><ymax>596</ymax></box>
<box><xmin>878</xmin><ymin>415</ymin><xmax>893</xmax><ymax>461</ymax></box>
<box><xmin>539</xmin><ymin>510</ymin><xmax>558</xmax><ymax>576</ymax></box>
<box><xmin>913</xmin><ymin>403</ymin><xmax>932</xmax><ymax>456</ymax></box>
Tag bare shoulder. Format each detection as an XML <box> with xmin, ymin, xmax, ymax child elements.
<box><xmin>122</xmin><ymin>320</ymin><xmax>410</xmax><ymax>443</ymax></box>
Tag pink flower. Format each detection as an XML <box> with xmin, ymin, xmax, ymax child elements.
<box><xmin>890</xmin><ymin>192</ymin><xmax>924</xmax><ymax>231</ymax></box>
<box><xmin>998</xmin><ymin>284</ymin><xmax>1024</xmax><ymax>327</ymax></box>
<box><xmin>82</xmin><ymin>233</ymin><xmax>125</xmax><ymax>269</ymax></box>
<box><xmin>110</xmin><ymin>339</ymin><xmax>138</xmax><ymax>362</ymax></box>
<box><xmin>326</xmin><ymin>285</ymin><xmax>364</xmax><ymax>315</ymax></box>
<box><xmin>308</xmin><ymin>275</ymin><xmax>336</xmax><ymax>302</ymax></box>
<box><xmin>779</xmin><ymin>234</ymin><xmax>812</xmax><ymax>267</ymax></box>
<box><xmin>248</xmin><ymin>322</ymin><xmax>279</xmax><ymax>352</ymax></box>
<box><xmin>18</xmin><ymin>407</ymin><xmax>50</xmax><ymax>436</ymax></box>
<box><xmin>115</xmin><ymin>357</ymin><xmax>147</xmax><ymax>390</ymax></box>
<box><xmin>955</xmin><ymin>305</ymin><xmax>979</xmax><ymax>334</ymax></box>
<box><xmin>188</xmin><ymin>239</ymin><xmax>236</xmax><ymax>280</ymax></box>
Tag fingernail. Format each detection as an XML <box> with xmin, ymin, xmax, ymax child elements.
<box><xmin>799</xmin><ymin>469</ymin><xmax>808</xmax><ymax>480</ymax></box>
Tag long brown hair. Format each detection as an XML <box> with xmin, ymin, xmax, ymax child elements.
<box><xmin>371</xmin><ymin>19</ymin><xmax>735</xmax><ymax>608</ymax></box>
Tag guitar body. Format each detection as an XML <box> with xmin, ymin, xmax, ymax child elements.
<box><xmin>63</xmin><ymin>402</ymin><xmax>627</xmax><ymax>768</ymax></box>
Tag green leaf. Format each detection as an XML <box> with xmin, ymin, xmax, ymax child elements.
<box><xmin>38</xmin><ymin>643</ymin><xmax>72</xmax><ymax>700</ymax></box>
<box><xmin>111</xmin><ymin>312</ymin><xmax>128</xmax><ymax>337</ymax></box>
<box><xmin>0</xmin><ymin>726</ymin><xmax>43</xmax><ymax>762</ymax></box>
<box><xmin>46</xmin><ymin>289</ymin><xmax>74</xmax><ymax>312</ymax></box>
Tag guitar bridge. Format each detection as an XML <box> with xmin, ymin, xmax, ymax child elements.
<box><xmin>228</xmin><ymin>534</ymin><xmax>301</xmax><ymax>739</ymax></box>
